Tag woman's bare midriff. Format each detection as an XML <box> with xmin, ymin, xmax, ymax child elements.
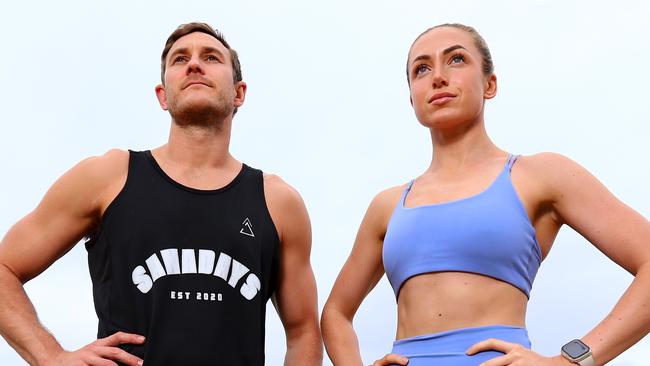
<box><xmin>396</xmin><ymin>271</ymin><xmax>528</xmax><ymax>339</ymax></box>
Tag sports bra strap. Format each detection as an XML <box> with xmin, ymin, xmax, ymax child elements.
<box><xmin>400</xmin><ymin>180</ymin><xmax>415</xmax><ymax>205</ymax></box>
<box><xmin>406</xmin><ymin>179</ymin><xmax>415</xmax><ymax>191</ymax></box>
<box><xmin>506</xmin><ymin>154</ymin><xmax>520</xmax><ymax>172</ymax></box>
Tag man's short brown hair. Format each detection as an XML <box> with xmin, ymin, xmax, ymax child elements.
<box><xmin>160</xmin><ymin>22</ymin><xmax>242</xmax><ymax>85</ymax></box>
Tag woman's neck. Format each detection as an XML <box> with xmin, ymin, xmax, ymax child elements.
<box><xmin>427</xmin><ymin>119</ymin><xmax>504</xmax><ymax>173</ymax></box>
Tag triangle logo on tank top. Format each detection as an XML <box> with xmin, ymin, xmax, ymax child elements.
<box><xmin>240</xmin><ymin>218</ymin><xmax>255</xmax><ymax>237</ymax></box>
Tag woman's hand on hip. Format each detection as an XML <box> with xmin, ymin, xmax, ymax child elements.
<box><xmin>467</xmin><ymin>338</ymin><xmax>575</xmax><ymax>366</ymax></box>
<box><xmin>370</xmin><ymin>353</ymin><xmax>409</xmax><ymax>365</ymax></box>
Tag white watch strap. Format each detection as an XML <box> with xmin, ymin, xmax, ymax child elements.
<box><xmin>577</xmin><ymin>354</ymin><xmax>596</xmax><ymax>366</ymax></box>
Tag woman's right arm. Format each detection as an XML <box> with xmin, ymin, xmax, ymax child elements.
<box><xmin>321</xmin><ymin>187</ymin><xmax>405</xmax><ymax>366</ymax></box>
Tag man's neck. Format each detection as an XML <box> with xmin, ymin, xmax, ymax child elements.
<box><xmin>159</xmin><ymin>118</ymin><xmax>237</xmax><ymax>170</ymax></box>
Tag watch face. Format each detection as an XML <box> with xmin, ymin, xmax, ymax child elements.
<box><xmin>562</xmin><ymin>340</ymin><xmax>589</xmax><ymax>358</ymax></box>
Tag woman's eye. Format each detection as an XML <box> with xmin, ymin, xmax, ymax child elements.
<box><xmin>415</xmin><ymin>64</ymin><xmax>430</xmax><ymax>75</ymax></box>
<box><xmin>450</xmin><ymin>54</ymin><xmax>465</xmax><ymax>64</ymax></box>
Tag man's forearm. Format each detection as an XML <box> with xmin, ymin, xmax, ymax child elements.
<box><xmin>0</xmin><ymin>264</ymin><xmax>62</xmax><ymax>366</ymax></box>
<box><xmin>284</xmin><ymin>323</ymin><xmax>323</xmax><ymax>366</ymax></box>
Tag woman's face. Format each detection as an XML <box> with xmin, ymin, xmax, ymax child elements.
<box><xmin>407</xmin><ymin>27</ymin><xmax>496</xmax><ymax>130</ymax></box>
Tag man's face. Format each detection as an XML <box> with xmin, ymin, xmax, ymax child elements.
<box><xmin>156</xmin><ymin>32</ymin><xmax>245</xmax><ymax>125</ymax></box>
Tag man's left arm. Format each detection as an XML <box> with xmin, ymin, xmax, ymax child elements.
<box><xmin>264</xmin><ymin>174</ymin><xmax>322</xmax><ymax>366</ymax></box>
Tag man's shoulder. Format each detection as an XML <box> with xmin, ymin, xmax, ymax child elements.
<box><xmin>74</xmin><ymin>149</ymin><xmax>130</xmax><ymax>181</ymax></box>
<box><xmin>262</xmin><ymin>173</ymin><xmax>304</xmax><ymax>208</ymax></box>
<box><xmin>87</xmin><ymin>148</ymin><xmax>129</xmax><ymax>165</ymax></box>
<box><xmin>58</xmin><ymin>149</ymin><xmax>130</xmax><ymax>208</ymax></box>
<box><xmin>28</xmin><ymin>149</ymin><xmax>131</xmax><ymax>224</ymax></box>
<box><xmin>260</xmin><ymin>173</ymin><xmax>309</xmax><ymax>244</ymax></box>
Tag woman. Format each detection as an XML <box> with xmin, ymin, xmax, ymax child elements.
<box><xmin>321</xmin><ymin>23</ymin><xmax>650</xmax><ymax>366</ymax></box>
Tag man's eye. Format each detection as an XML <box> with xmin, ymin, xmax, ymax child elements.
<box><xmin>206</xmin><ymin>55</ymin><xmax>219</xmax><ymax>62</ymax></box>
<box><xmin>173</xmin><ymin>56</ymin><xmax>187</xmax><ymax>64</ymax></box>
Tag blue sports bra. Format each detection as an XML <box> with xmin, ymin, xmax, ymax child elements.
<box><xmin>382</xmin><ymin>155</ymin><xmax>542</xmax><ymax>299</ymax></box>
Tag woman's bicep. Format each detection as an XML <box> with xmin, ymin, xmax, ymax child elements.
<box><xmin>549</xmin><ymin>155</ymin><xmax>650</xmax><ymax>274</ymax></box>
<box><xmin>326</xmin><ymin>188</ymin><xmax>401</xmax><ymax>318</ymax></box>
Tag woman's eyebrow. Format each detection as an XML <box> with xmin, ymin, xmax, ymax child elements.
<box><xmin>443</xmin><ymin>44</ymin><xmax>467</xmax><ymax>55</ymax></box>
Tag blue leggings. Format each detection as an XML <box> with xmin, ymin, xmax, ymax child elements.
<box><xmin>390</xmin><ymin>325</ymin><xmax>531</xmax><ymax>366</ymax></box>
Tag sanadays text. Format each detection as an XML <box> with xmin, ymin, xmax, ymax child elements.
<box><xmin>131</xmin><ymin>248</ymin><xmax>261</xmax><ymax>300</ymax></box>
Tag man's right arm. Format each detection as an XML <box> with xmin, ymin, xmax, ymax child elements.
<box><xmin>0</xmin><ymin>149</ymin><xmax>144</xmax><ymax>366</ymax></box>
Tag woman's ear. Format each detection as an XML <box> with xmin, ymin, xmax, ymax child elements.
<box><xmin>484</xmin><ymin>74</ymin><xmax>497</xmax><ymax>100</ymax></box>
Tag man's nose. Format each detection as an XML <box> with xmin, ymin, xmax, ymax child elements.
<box><xmin>186</xmin><ymin>55</ymin><xmax>203</xmax><ymax>74</ymax></box>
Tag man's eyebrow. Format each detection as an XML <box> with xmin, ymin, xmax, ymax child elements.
<box><xmin>167</xmin><ymin>46</ymin><xmax>226</xmax><ymax>62</ymax></box>
<box><xmin>201</xmin><ymin>46</ymin><xmax>226</xmax><ymax>57</ymax></box>
<box><xmin>167</xmin><ymin>47</ymin><xmax>188</xmax><ymax>61</ymax></box>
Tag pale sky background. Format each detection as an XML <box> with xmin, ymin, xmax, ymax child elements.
<box><xmin>1</xmin><ymin>1</ymin><xmax>649</xmax><ymax>365</ymax></box>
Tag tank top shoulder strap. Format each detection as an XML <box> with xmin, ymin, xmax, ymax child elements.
<box><xmin>124</xmin><ymin>150</ymin><xmax>157</xmax><ymax>183</ymax></box>
<box><xmin>127</xmin><ymin>149</ymin><xmax>150</xmax><ymax>171</ymax></box>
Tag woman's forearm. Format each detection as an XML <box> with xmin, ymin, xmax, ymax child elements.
<box><xmin>322</xmin><ymin>307</ymin><xmax>364</xmax><ymax>366</ymax></box>
<box><xmin>581</xmin><ymin>263</ymin><xmax>650</xmax><ymax>364</ymax></box>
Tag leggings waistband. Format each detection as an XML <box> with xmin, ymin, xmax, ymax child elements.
<box><xmin>390</xmin><ymin>325</ymin><xmax>531</xmax><ymax>365</ymax></box>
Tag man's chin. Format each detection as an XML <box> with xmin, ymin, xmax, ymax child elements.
<box><xmin>170</xmin><ymin>101</ymin><xmax>233</xmax><ymax>128</ymax></box>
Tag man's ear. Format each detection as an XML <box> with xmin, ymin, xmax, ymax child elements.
<box><xmin>155</xmin><ymin>84</ymin><xmax>169</xmax><ymax>110</ymax></box>
<box><xmin>233</xmin><ymin>81</ymin><xmax>247</xmax><ymax>108</ymax></box>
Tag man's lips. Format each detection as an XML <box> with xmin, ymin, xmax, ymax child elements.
<box><xmin>183</xmin><ymin>80</ymin><xmax>211</xmax><ymax>89</ymax></box>
<box><xmin>428</xmin><ymin>92</ymin><xmax>456</xmax><ymax>105</ymax></box>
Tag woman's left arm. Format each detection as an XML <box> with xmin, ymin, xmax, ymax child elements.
<box><xmin>469</xmin><ymin>152</ymin><xmax>650</xmax><ymax>365</ymax></box>
<box><xmin>542</xmin><ymin>153</ymin><xmax>650</xmax><ymax>363</ymax></box>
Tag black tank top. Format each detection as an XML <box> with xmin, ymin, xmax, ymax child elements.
<box><xmin>86</xmin><ymin>150</ymin><xmax>279</xmax><ymax>365</ymax></box>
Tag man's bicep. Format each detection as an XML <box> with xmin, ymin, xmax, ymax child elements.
<box><xmin>0</xmin><ymin>157</ymin><xmax>113</xmax><ymax>283</ymax></box>
<box><xmin>270</xmin><ymin>188</ymin><xmax>318</xmax><ymax>333</ymax></box>
<box><xmin>274</xmin><ymin>255</ymin><xmax>318</xmax><ymax>333</ymax></box>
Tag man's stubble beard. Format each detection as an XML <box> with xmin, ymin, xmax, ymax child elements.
<box><xmin>168</xmin><ymin>90</ymin><xmax>234</xmax><ymax>130</ymax></box>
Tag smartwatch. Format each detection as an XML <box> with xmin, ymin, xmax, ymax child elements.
<box><xmin>561</xmin><ymin>339</ymin><xmax>595</xmax><ymax>366</ymax></box>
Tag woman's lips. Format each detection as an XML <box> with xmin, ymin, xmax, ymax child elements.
<box><xmin>428</xmin><ymin>92</ymin><xmax>456</xmax><ymax>105</ymax></box>
<box><xmin>431</xmin><ymin>96</ymin><xmax>454</xmax><ymax>105</ymax></box>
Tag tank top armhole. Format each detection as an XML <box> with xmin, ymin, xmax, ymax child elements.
<box><xmin>257</xmin><ymin>170</ymin><xmax>280</xmax><ymax>248</ymax></box>
<box><xmin>86</xmin><ymin>150</ymin><xmax>136</xmax><ymax>249</ymax></box>
<box><xmin>257</xmin><ymin>170</ymin><xmax>281</xmax><ymax>298</ymax></box>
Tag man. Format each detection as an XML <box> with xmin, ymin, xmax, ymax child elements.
<box><xmin>0</xmin><ymin>22</ymin><xmax>322</xmax><ymax>365</ymax></box>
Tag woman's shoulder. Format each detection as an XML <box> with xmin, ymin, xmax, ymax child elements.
<box><xmin>516</xmin><ymin>152</ymin><xmax>584</xmax><ymax>178</ymax></box>
<box><xmin>518</xmin><ymin>151</ymin><xmax>574</xmax><ymax>165</ymax></box>
<box><xmin>372</xmin><ymin>184</ymin><xmax>410</xmax><ymax>209</ymax></box>
<box><xmin>361</xmin><ymin>184</ymin><xmax>411</xmax><ymax>229</ymax></box>
<box><xmin>514</xmin><ymin>152</ymin><xmax>593</xmax><ymax>197</ymax></box>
